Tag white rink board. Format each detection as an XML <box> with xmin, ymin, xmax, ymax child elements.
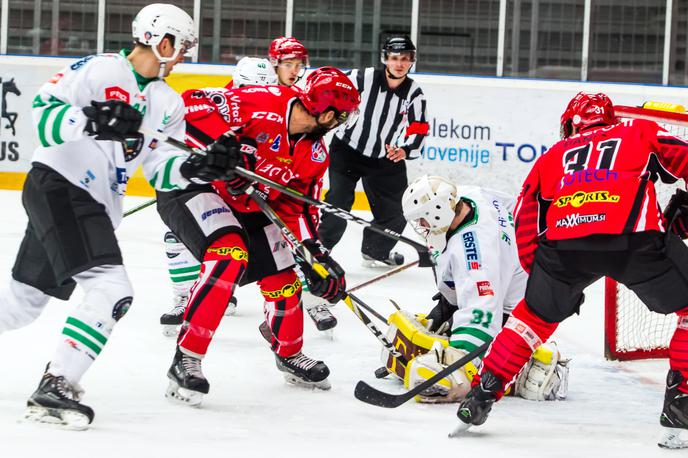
<box><xmin>3</xmin><ymin>55</ymin><xmax>688</xmax><ymax>196</ymax></box>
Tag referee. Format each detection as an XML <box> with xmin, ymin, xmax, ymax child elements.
<box><xmin>318</xmin><ymin>35</ymin><xmax>429</xmax><ymax>267</ymax></box>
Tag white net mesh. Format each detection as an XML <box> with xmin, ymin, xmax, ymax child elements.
<box><xmin>612</xmin><ymin>116</ymin><xmax>686</xmax><ymax>357</ymax></box>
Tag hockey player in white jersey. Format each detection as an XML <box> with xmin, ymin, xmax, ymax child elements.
<box><xmin>383</xmin><ymin>175</ymin><xmax>569</xmax><ymax>403</ymax></box>
<box><xmin>160</xmin><ymin>56</ymin><xmax>277</xmax><ymax>336</ymax></box>
<box><xmin>0</xmin><ymin>4</ymin><xmax>240</xmax><ymax>429</ymax></box>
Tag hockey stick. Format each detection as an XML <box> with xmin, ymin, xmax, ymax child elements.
<box><xmin>123</xmin><ymin>197</ymin><xmax>156</xmax><ymax>217</ymax></box>
<box><xmin>138</xmin><ymin>127</ymin><xmax>434</xmax><ymax>268</ymax></box>
<box><xmin>243</xmin><ymin>185</ymin><xmax>406</xmax><ymax>362</ymax></box>
<box><xmin>347</xmin><ymin>260</ymin><xmax>419</xmax><ymax>294</ymax></box>
<box><xmin>353</xmin><ymin>341</ymin><xmax>489</xmax><ymax>408</ymax></box>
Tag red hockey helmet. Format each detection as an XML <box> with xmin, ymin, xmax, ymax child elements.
<box><xmin>299</xmin><ymin>67</ymin><xmax>361</xmax><ymax>125</ymax></box>
<box><xmin>268</xmin><ymin>37</ymin><xmax>310</xmax><ymax>67</ymax></box>
<box><xmin>560</xmin><ymin>92</ymin><xmax>616</xmax><ymax>139</ymax></box>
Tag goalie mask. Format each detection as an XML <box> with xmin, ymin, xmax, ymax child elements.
<box><xmin>402</xmin><ymin>175</ymin><xmax>458</xmax><ymax>253</ymax></box>
<box><xmin>560</xmin><ymin>92</ymin><xmax>615</xmax><ymax>139</ymax></box>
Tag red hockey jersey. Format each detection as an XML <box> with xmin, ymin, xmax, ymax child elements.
<box><xmin>182</xmin><ymin>85</ymin><xmax>327</xmax><ymax>240</ymax></box>
<box><xmin>514</xmin><ymin>118</ymin><xmax>688</xmax><ymax>272</ymax></box>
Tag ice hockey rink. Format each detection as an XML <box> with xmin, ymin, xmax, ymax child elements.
<box><xmin>0</xmin><ymin>190</ymin><xmax>674</xmax><ymax>458</ymax></box>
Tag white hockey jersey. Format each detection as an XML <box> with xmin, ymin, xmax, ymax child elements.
<box><xmin>436</xmin><ymin>186</ymin><xmax>527</xmax><ymax>353</ymax></box>
<box><xmin>30</xmin><ymin>50</ymin><xmax>190</xmax><ymax>228</ymax></box>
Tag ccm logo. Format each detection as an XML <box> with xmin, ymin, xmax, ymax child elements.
<box><xmin>335</xmin><ymin>82</ymin><xmax>352</xmax><ymax>90</ymax></box>
<box><xmin>252</xmin><ymin>111</ymin><xmax>284</xmax><ymax>123</ymax></box>
<box><xmin>105</xmin><ymin>86</ymin><xmax>130</xmax><ymax>103</ymax></box>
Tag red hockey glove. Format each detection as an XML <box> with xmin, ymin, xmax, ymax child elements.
<box><xmin>663</xmin><ymin>189</ymin><xmax>688</xmax><ymax>239</ymax></box>
<box><xmin>300</xmin><ymin>239</ymin><xmax>347</xmax><ymax>304</ymax></box>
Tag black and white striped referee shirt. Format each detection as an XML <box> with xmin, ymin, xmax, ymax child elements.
<box><xmin>335</xmin><ymin>67</ymin><xmax>429</xmax><ymax>160</ymax></box>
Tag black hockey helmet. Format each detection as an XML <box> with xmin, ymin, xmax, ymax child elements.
<box><xmin>381</xmin><ymin>35</ymin><xmax>416</xmax><ymax>64</ymax></box>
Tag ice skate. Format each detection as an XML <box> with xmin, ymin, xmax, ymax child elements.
<box><xmin>659</xmin><ymin>370</ymin><xmax>688</xmax><ymax>449</ymax></box>
<box><xmin>361</xmin><ymin>252</ymin><xmax>404</xmax><ymax>268</ymax></box>
<box><xmin>224</xmin><ymin>296</ymin><xmax>238</xmax><ymax>316</ymax></box>
<box><xmin>275</xmin><ymin>352</ymin><xmax>331</xmax><ymax>390</ymax></box>
<box><xmin>453</xmin><ymin>371</ymin><xmax>502</xmax><ymax>436</ymax></box>
<box><xmin>166</xmin><ymin>349</ymin><xmax>209</xmax><ymax>407</ymax></box>
<box><xmin>306</xmin><ymin>302</ymin><xmax>337</xmax><ymax>331</ymax></box>
<box><xmin>160</xmin><ymin>295</ymin><xmax>188</xmax><ymax>337</ymax></box>
<box><xmin>23</xmin><ymin>372</ymin><xmax>94</xmax><ymax>431</ymax></box>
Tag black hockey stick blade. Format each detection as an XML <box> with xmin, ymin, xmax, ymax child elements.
<box><xmin>354</xmin><ymin>341</ymin><xmax>489</xmax><ymax>408</ymax></box>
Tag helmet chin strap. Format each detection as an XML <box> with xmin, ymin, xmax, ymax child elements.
<box><xmin>385</xmin><ymin>66</ymin><xmax>407</xmax><ymax>80</ymax></box>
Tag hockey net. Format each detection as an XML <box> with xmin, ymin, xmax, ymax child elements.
<box><xmin>604</xmin><ymin>104</ymin><xmax>688</xmax><ymax>360</ymax></box>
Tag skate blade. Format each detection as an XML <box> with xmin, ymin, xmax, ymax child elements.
<box><xmin>161</xmin><ymin>325</ymin><xmax>179</xmax><ymax>338</ymax></box>
<box><xmin>22</xmin><ymin>405</ymin><xmax>90</xmax><ymax>431</ymax></box>
<box><xmin>448</xmin><ymin>422</ymin><xmax>471</xmax><ymax>438</ymax></box>
<box><xmin>282</xmin><ymin>373</ymin><xmax>332</xmax><ymax>391</ymax></box>
<box><xmin>659</xmin><ymin>427</ymin><xmax>688</xmax><ymax>449</ymax></box>
<box><xmin>224</xmin><ymin>304</ymin><xmax>237</xmax><ymax>316</ymax></box>
<box><xmin>361</xmin><ymin>259</ymin><xmax>392</xmax><ymax>269</ymax></box>
<box><xmin>165</xmin><ymin>380</ymin><xmax>204</xmax><ymax>407</ymax></box>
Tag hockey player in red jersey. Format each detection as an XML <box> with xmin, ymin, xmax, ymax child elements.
<box><xmin>269</xmin><ymin>36</ymin><xmax>309</xmax><ymax>86</ymax></box>
<box><xmin>156</xmin><ymin>67</ymin><xmax>360</xmax><ymax>404</ymax></box>
<box><xmin>456</xmin><ymin>92</ymin><xmax>688</xmax><ymax>448</ymax></box>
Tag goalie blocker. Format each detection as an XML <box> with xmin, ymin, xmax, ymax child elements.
<box><xmin>380</xmin><ymin>310</ymin><xmax>569</xmax><ymax>402</ymax></box>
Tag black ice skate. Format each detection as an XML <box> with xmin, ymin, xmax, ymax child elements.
<box><xmin>361</xmin><ymin>252</ymin><xmax>404</xmax><ymax>268</ymax></box>
<box><xmin>160</xmin><ymin>295</ymin><xmax>188</xmax><ymax>337</ymax></box>
<box><xmin>166</xmin><ymin>349</ymin><xmax>209</xmax><ymax>407</ymax></box>
<box><xmin>659</xmin><ymin>370</ymin><xmax>688</xmax><ymax>449</ymax></box>
<box><xmin>275</xmin><ymin>352</ymin><xmax>331</xmax><ymax>390</ymax></box>
<box><xmin>451</xmin><ymin>371</ymin><xmax>502</xmax><ymax>437</ymax></box>
<box><xmin>23</xmin><ymin>372</ymin><xmax>94</xmax><ymax>430</ymax></box>
<box><xmin>306</xmin><ymin>302</ymin><xmax>337</xmax><ymax>331</ymax></box>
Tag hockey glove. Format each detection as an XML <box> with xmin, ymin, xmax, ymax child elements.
<box><xmin>425</xmin><ymin>292</ymin><xmax>459</xmax><ymax>335</ymax></box>
<box><xmin>180</xmin><ymin>135</ymin><xmax>241</xmax><ymax>184</ymax></box>
<box><xmin>663</xmin><ymin>189</ymin><xmax>688</xmax><ymax>239</ymax></box>
<box><xmin>83</xmin><ymin>100</ymin><xmax>143</xmax><ymax>143</ymax></box>
<box><xmin>225</xmin><ymin>137</ymin><xmax>258</xmax><ymax>195</ymax></box>
<box><xmin>299</xmin><ymin>239</ymin><xmax>347</xmax><ymax>304</ymax></box>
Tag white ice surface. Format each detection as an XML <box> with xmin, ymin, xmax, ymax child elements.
<box><xmin>0</xmin><ymin>191</ymin><xmax>674</xmax><ymax>457</ymax></box>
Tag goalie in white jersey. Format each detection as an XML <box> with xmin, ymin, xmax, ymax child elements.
<box><xmin>0</xmin><ymin>4</ymin><xmax>241</xmax><ymax>429</ymax></box>
<box><xmin>381</xmin><ymin>175</ymin><xmax>569</xmax><ymax>403</ymax></box>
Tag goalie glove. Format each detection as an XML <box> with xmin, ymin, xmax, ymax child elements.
<box><xmin>663</xmin><ymin>188</ymin><xmax>688</xmax><ymax>239</ymax></box>
<box><xmin>514</xmin><ymin>341</ymin><xmax>570</xmax><ymax>401</ymax></box>
<box><xmin>404</xmin><ymin>341</ymin><xmax>475</xmax><ymax>403</ymax></box>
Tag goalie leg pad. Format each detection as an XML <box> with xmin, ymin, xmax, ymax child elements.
<box><xmin>514</xmin><ymin>341</ymin><xmax>570</xmax><ymax>401</ymax></box>
<box><xmin>405</xmin><ymin>342</ymin><xmax>471</xmax><ymax>403</ymax></box>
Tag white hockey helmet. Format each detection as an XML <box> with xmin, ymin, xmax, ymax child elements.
<box><xmin>132</xmin><ymin>3</ymin><xmax>198</xmax><ymax>63</ymax></box>
<box><xmin>402</xmin><ymin>175</ymin><xmax>459</xmax><ymax>253</ymax></box>
<box><xmin>233</xmin><ymin>57</ymin><xmax>278</xmax><ymax>87</ymax></box>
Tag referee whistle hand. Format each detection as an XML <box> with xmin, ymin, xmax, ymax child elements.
<box><xmin>385</xmin><ymin>144</ymin><xmax>407</xmax><ymax>162</ymax></box>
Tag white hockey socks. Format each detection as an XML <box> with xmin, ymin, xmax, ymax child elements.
<box><xmin>49</xmin><ymin>265</ymin><xmax>133</xmax><ymax>385</ymax></box>
<box><xmin>164</xmin><ymin>230</ymin><xmax>200</xmax><ymax>298</ymax></box>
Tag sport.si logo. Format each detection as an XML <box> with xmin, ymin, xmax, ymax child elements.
<box><xmin>555</xmin><ymin>190</ymin><xmax>619</xmax><ymax>208</ymax></box>
<box><xmin>105</xmin><ymin>86</ymin><xmax>130</xmax><ymax>103</ymax></box>
<box><xmin>476</xmin><ymin>281</ymin><xmax>494</xmax><ymax>297</ymax></box>
<box><xmin>311</xmin><ymin>142</ymin><xmax>326</xmax><ymax>163</ymax></box>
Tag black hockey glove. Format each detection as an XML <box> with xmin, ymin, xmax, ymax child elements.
<box><xmin>300</xmin><ymin>239</ymin><xmax>347</xmax><ymax>304</ymax></box>
<box><xmin>225</xmin><ymin>137</ymin><xmax>258</xmax><ymax>195</ymax></box>
<box><xmin>83</xmin><ymin>100</ymin><xmax>143</xmax><ymax>143</ymax></box>
<box><xmin>180</xmin><ymin>135</ymin><xmax>242</xmax><ymax>184</ymax></box>
<box><xmin>426</xmin><ymin>292</ymin><xmax>458</xmax><ymax>335</ymax></box>
<box><xmin>664</xmin><ymin>189</ymin><xmax>688</xmax><ymax>239</ymax></box>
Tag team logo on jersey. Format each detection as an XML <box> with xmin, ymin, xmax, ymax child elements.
<box><xmin>462</xmin><ymin>231</ymin><xmax>482</xmax><ymax>270</ymax></box>
<box><xmin>270</xmin><ymin>134</ymin><xmax>282</xmax><ymax>152</ymax></box>
<box><xmin>311</xmin><ymin>142</ymin><xmax>326</xmax><ymax>163</ymax></box>
<box><xmin>261</xmin><ymin>278</ymin><xmax>302</xmax><ymax>299</ymax></box>
<box><xmin>105</xmin><ymin>86</ymin><xmax>130</xmax><ymax>103</ymax></box>
<box><xmin>476</xmin><ymin>281</ymin><xmax>494</xmax><ymax>297</ymax></box>
<box><xmin>555</xmin><ymin>213</ymin><xmax>606</xmax><ymax>228</ymax></box>
<box><xmin>256</xmin><ymin>132</ymin><xmax>270</xmax><ymax>143</ymax></box>
<box><xmin>555</xmin><ymin>190</ymin><xmax>620</xmax><ymax>208</ymax></box>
